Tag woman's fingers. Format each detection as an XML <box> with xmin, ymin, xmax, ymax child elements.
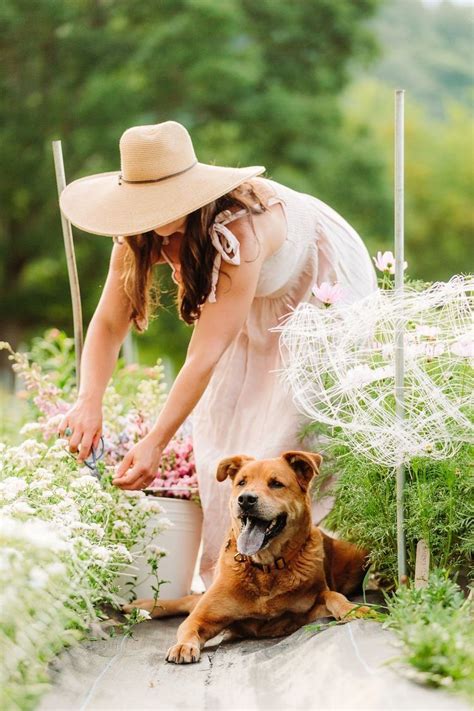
<box><xmin>113</xmin><ymin>460</ymin><xmax>152</xmax><ymax>489</ymax></box>
<box><xmin>113</xmin><ymin>464</ymin><xmax>142</xmax><ymax>487</ymax></box>
<box><xmin>117</xmin><ymin>473</ymin><xmax>152</xmax><ymax>491</ymax></box>
<box><xmin>113</xmin><ymin>451</ymin><xmax>135</xmax><ymax>481</ymax></box>
<box><xmin>78</xmin><ymin>433</ymin><xmax>94</xmax><ymax>462</ymax></box>
<box><xmin>92</xmin><ymin>431</ymin><xmax>102</xmax><ymax>450</ymax></box>
<box><xmin>68</xmin><ymin>429</ymin><xmax>83</xmax><ymax>454</ymax></box>
<box><xmin>57</xmin><ymin>417</ymin><xmax>70</xmax><ymax>438</ymax></box>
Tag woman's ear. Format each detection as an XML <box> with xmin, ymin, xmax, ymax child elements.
<box><xmin>280</xmin><ymin>450</ymin><xmax>323</xmax><ymax>492</ymax></box>
<box><xmin>216</xmin><ymin>454</ymin><xmax>255</xmax><ymax>482</ymax></box>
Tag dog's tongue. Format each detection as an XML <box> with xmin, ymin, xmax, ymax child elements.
<box><xmin>237</xmin><ymin>518</ymin><xmax>268</xmax><ymax>556</ymax></box>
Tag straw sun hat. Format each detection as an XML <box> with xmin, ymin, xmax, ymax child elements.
<box><xmin>59</xmin><ymin>121</ymin><xmax>266</xmax><ymax>238</ymax></box>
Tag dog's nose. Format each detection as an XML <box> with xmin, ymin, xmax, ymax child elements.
<box><xmin>238</xmin><ymin>492</ymin><xmax>258</xmax><ymax>509</ymax></box>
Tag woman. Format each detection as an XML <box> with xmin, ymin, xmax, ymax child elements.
<box><xmin>58</xmin><ymin>120</ymin><xmax>377</xmax><ymax>588</ymax></box>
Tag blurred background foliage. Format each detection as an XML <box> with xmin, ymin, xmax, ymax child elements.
<box><xmin>0</xmin><ymin>0</ymin><xmax>472</xmax><ymax>382</ymax></box>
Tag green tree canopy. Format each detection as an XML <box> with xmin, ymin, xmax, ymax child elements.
<box><xmin>0</xmin><ymin>0</ymin><xmax>380</xmax><ymax>375</ymax></box>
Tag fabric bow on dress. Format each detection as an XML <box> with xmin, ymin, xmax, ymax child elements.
<box><xmin>208</xmin><ymin>210</ymin><xmax>241</xmax><ymax>303</ymax></box>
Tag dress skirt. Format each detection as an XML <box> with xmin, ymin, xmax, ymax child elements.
<box><xmin>190</xmin><ymin>186</ymin><xmax>378</xmax><ymax>589</ymax></box>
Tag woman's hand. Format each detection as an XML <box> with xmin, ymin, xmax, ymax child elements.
<box><xmin>113</xmin><ymin>436</ymin><xmax>163</xmax><ymax>490</ymax></box>
<box><xmin>58</xmin><ymin>397</ymin><xmax>103</xmax><ymax>462</ymax></box>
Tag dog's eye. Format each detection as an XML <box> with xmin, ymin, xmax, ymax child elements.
<box><xmin>269</xmin><ymin>479</ymin><xmax>285</xmax><ymax>489</ymax></box>
<box><xmin>236</xmin><ymin>479</ymin><xmax>246</xmax><ymax>487</ymax></box>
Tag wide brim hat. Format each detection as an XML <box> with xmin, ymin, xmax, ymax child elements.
<box><xmin>59</xmin><ymin>121</ymin><xmax>266</xmax><ymax>237</ymax></box>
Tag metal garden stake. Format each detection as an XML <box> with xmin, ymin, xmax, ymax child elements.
<box><xmin>52</xmin><ymin>140</ymin><xmax>84</xmax><ymax>389</ymax></box>
<box><xmin>394</xmin><ymin>89</ymin><xmax>407</xmax><ymax>583</ymax></box>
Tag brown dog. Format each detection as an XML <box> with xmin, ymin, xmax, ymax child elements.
<box><xmin>123</xmin><ymin>450</ymin><xmax>370</xmax><ymax>664</ymax></box>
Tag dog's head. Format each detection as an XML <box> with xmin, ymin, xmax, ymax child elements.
<box><xmin>216</xmin><ymin>450</ymin><xmax>322</xmax><ymax>558</ymax></box>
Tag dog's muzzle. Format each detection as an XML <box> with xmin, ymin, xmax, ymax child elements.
<box><xmin>238</xmin><ymin>492</ymin><xmax>258</xmax><ymax>512</ymax></box>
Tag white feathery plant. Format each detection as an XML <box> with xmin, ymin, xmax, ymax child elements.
<box><xmin>272</xmin><ymin>275</ymin><xmax>473</xmax><ymax>467</ymax></box>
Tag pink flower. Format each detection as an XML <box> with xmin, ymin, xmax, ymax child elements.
<box><xmin>415</xmin><ymin>325</ymin><xmax>440</xmax><ymax>339</ymax></box>
<box><xmin>312</xmin><ymin>281</ymin><xmax>345</xmax><ymax>307</ymax></box>
<box><xmin>123</xmin><ymin>363</ymin><xmax>139</xmax><ymax>373</ymax></box>
<box><xmin>372</xmin><ymin>251</ymin><xmax>407</xmax><ymax>274</ymax></box>
<box><xmin>451</xmin><ymin>333</ymin><xmax>474</xmax><ymax>358</ymax></box>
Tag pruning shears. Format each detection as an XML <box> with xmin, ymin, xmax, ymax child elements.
<box><xmin>64</xmin><ymin>427</ymin><xmax>105</xmax><ymax>482</ymax></box>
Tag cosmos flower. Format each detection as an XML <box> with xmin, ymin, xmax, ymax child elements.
<box><xmin>311</xmin><ymin>281</ymin><xmax>345</xmax><ymax>306</ymax></box>
<box><xmin>373</xmin><ymin>250</ymin><xmax>407</xmax><ymax>274</ymax></box>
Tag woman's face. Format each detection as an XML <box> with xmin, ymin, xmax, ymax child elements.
<box><xmin>153</xmin><ymin>214</ymin><xmax>188</xmax><ymax>238</ymax></box>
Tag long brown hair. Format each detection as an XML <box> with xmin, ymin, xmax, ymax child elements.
<box><xmin>118</xmin><ymin>177</ymin><xmax>273</xmax><ymax>331</ymax></box>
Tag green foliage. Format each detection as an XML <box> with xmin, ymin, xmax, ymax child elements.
<box><xmin>1</xmin><ymin>0</ymin><xmax>472</xmax><ymax>375</ymax></box>
<box><xmin>0</xmin><ymin>437</ymin><xmax>166</xmax><ymax>710</ymax></box>
<box><xmin>384</xmin><ymin>571</ymin><xmax>474</xmax><ymax>699</ymax></box>
<box><xmin>322</xmin><ymin>439</ymin><xmax>473</xmax><ymax>586</ymax></box>
<box><xmin>332</xmin><ymin>79</ymin><xmax>474</xmax><ymax>282</ymax></box>
<box><xmin>28</xmin><ymin>328</ymin><xmax>76</xmax><ymax>394</ymax></box>
<box><xmin>0</xmin><ymin>0</ymin><xmax>380</xmax><ymax>372</ymax></box>
<box><xmin>367</xmin><ymin>0</ymin><xmax>473</xmax><ymax>116</ymax></box>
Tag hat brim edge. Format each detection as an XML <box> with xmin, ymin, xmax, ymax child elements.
<box><xmin>59</xmin><ymin>165</ymin><xmax>267</xmax><ymax>237</ymax></box>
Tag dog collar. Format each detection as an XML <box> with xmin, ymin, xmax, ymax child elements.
<box><xmin>233</xmin><ymin>552</ymin><xmax>286</xmax><ymax>573</ymax></box>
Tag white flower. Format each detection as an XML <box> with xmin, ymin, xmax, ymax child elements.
<box><xmin>159</xmin><ymin>517</ymin><xmax>173</xmax><ymax>529</ymax></box>
<box><xmin>45</xmin><ymin>562</ymin><xmax>67</xmax><ymax>577</ymax></box>
<box><xmin>35</xmin><ymin>467</ymin><xmax>54</xmax><ymax>480</ymax></box>
<box><xmin>146</xmin><ymin>544</ymin><xmax>168</xmax><ymax>556</ymax></box>
<box><xmin>10</xmin><ymin>501</ymin><xmax>35</xmax><ymax>515</ymax></box>
<box><xmin>451</xmin><ymin>333</ymin><xmax>474</xmax><ymax>358</ymax></box>
<box><xmin>123</xmin><ymin>490</ymin><xmax>145</xmax><ymax>499</ymax></box>
<box><xmin>138</xmin><ymin>498</ymin><xmax>166</xmax><ymax>514</ymax></box>
<box><xmin>135</xmin><ymin>609</ymin><xmax>151</xmax><ymax>622</ymax></box>
<box><xmin>89</xmin><ymin>523</ymin><xmax>105</xmax><ymax>537</ymax></box>
<box><xmin>30</xmin><ymin>566</ymin><xmax>50</xmax><ymax>589</ymax></box>
<box><xmin>341</xmin><ymin>365</ymin><xmax>374</xmax><ymax>389</ymax></box>
<box><xmin>113</xmin><ymin>520</ymin><xmax>131</xmax><ymax>535</ymax></box>
<box><xmin>29</xmin><ymin>479</ymin><xmax>53</xmax><ymax>491</ymax></box>
<box><xmin>114</xmin><ymin>544</ymin><xmax>133</xmax><ymax>562</ymax></box>
<box><xmin>91</xmin><ymin>545</ymin><xmax>111</xmax><ymax>566</ymax></box>
<box><xmin>0</xmin><ymin>517</ymin><xmax>68</xmax><ymax>551</ymax></box>
<box><xmin>70</xmin><ymin>475</ymin><xmax>100</xmax><ymax>490</ymax></box>
<box><xmin>372</xmin><ymin>250</ymin><xmax>407</xmax><ymax>274</ymax></box>
<box><xmin>19</xmin><ymin>422</ymin><xmax>42</xmax><ymax>435</ymax></box>
<box><xmin>0</xmin><ymin>477</ymin><xmax>27</xmax><ymax>501</ymax></box>
<box><xmin>422</xmin><ymin>341</ymin><xmax>446</xmax><ymax>359</ymax></box>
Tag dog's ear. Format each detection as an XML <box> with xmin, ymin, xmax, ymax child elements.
<box><xmin>281</xmin><ymin>450</ymin><xmax>323</xmax><ymax>492</ymax></box>
<box><xmin>216</xmin><ymin>455</ymin><xmax>255</xmax><ymax>482</ymax></box>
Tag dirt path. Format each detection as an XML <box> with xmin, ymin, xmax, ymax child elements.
<box><xmin>38</xmin><ymin>618</ymin><xmax>469</xmax><ymax>711</ymax></box>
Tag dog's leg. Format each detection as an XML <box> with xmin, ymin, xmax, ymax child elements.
<box><xmin>318</xmin><ymin>589</ymin><xmax>370</xmax><ymax>620</ymax></box>
<box><xmin>122</xmin><ymin>593</ymin><xmax>202</xmax><ymax>619</ymax></box>
<box><xmin>166</xmin><ymin>589</ymin><xmax>235</xmax><ymax>664</ymax></box>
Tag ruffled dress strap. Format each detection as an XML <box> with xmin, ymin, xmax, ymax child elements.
<box><xmin>207</xmin><ymin>196</ymin><xmax>287</xmax><ymax>303</ymax></box>
<box><xmin>160</xmin><ymin>235</ymin><xmax>181</xmax><ymax>285</ymax></box>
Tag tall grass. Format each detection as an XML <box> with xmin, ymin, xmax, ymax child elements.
<box><xmin>384</xmin><ymin>571</ymin><xmax>474</xmax><ymax>700</ymax></box>
<box><xmin>316</xmin><ymin>435</ymin><xmax>473</xmax><ymax>586</ymax></box>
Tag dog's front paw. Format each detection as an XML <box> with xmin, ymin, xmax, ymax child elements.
<box><xmin>166</xmin><ymin>642</ymin><xmax>201</xmax><ymax>664</ymax></box>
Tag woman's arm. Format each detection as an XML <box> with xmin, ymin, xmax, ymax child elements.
<box><xmin>78</xmin><ymin>241</ymin><xmax>133</xmax><ymax>402</ymax></box>
<box><xmin>150</xmin><ymin>220</ymin><xmax>266</xmax><ymax>446</ymax></box>
<box><xmin>58</xmin><ymin>242</ymin><xmax>133</xmax><ymax>458</ymax></box>
<box><xmin>113</xmin><ymin>218</ymin><xmax>267</xmax><ymax>488</ymax></box>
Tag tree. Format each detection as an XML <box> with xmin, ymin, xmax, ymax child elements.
<box><xmin>0</xmin><ymin>0</ymin><xmax>381</xmax><ymax>377</ymax></box>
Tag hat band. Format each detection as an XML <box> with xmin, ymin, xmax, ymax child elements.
<box><xmin>118</xmin><ymin>160</ymin><xmax>198</xmax><ymax>185</ymax></box>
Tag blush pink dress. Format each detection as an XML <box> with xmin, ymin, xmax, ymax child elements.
<box><xmin>163</xmin><ymin>177</ymin><xmax>378</xmax><ymax>589</ymax></box>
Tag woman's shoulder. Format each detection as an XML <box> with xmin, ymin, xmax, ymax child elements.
<box><xmin>213</xmin><ymin>180</ymin><xmax>288</xmax><ymax>261</ymax></box>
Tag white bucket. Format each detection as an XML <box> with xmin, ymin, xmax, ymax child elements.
<box><xmin>117</xmin><ymin>497</ymin><xmax>203</xmax><ymax>600</ymax></box>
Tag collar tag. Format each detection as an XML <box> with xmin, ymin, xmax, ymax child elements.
<box><xmin>234</xmin><ymin>552</ymin><xmax>287</xmax><ymax>572</ymax></box>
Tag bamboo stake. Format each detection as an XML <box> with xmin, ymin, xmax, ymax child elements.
<box><xmin>394</xmin><ymin>90</ymin><xmax>407</xmax><ymax>583</ymax></box>
<box><xmin>52</xmin><ymin>141</ymin><xmax>84</xmax><ymax>389</ymax></box>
